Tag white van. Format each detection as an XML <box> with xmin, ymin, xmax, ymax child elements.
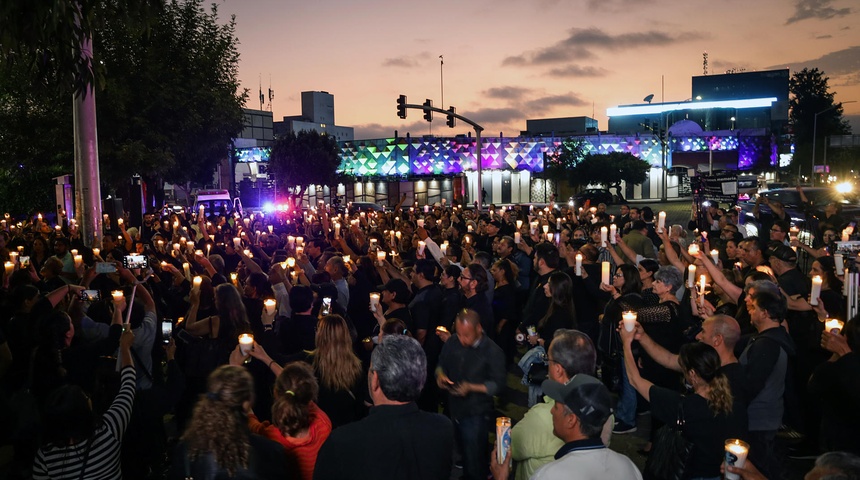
<box><xmin>193</xmin><ymin>189</ymin><xmax>242</xmax><ymax>217</ymax></box>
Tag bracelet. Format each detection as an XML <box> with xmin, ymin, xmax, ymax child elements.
<box><xmin>268</xmin><ymin>359</ymin><xmax>276</xmax><ymax>369</ymax></box>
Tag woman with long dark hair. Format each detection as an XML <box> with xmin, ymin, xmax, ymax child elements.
<box><xmin>491</xmin><ymin>258</ymin><xmax>520</xmax><ymax>364</ymax></box>
<box><xmin>620</xmin><ymin>334</ymin><xmax>745</xmax><ymax>479</ymax></box>
<box><xmin>527</xmin><ymin>271</ymin><xmax>576</xmax><ymax>348</ymax></box>
<box><xmin>169</xmin><ymin>365</ymin><xmax>286</xmax><ymax>479</ymax></box>
<box><xmin>33</xmin><ymin>329</ymin><xmax>136</xmax><ymax>479</ymax></box>
<box><xmin>248</xmin><ymin>361</ymin><xmax>332</xmax><ymax>480</ymax></box>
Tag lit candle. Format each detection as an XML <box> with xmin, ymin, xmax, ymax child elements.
<box><xmin>238</xmin><ymin>333</ymin><xmax>254</xmax><ymax>356</ymax></box>
<box><xmin>268</xmin><ymin>225</ymin><xmax>274</xmax><ymax>234</ymax></box>
<box><xmin>206</xmin><ymin>244</ymin><xmax>211</xmax><ymax>257</ymax></box>
<box><xmin>601</xmin><ymin>261</ymin><xmax>610</xmax><ymax>285</ymax></box>
<box><xmin>516</xmin><ymin>220</ymin><xmax>523</xmax><ymax>230</ymax></box>
<box><xmin>424</xmin><ymin>205</ymin><xmax>430</xmax><ymax>213</ymax></box>
<box><xmin>182</xmin><ymin>262</ymin><xmax>191</xmax><ymax>281</ymax></box>
<box><xmin>296</xmin><ymin>245</ymin><xmax>304</xmax><ymax>255</ymax></box>
<box><xmin>514</xmin><ymin>232</ymin><xmax>521</xmax><ymax>244</ymax></box>
<box><xmin>70</xmin><ymin>249</ymin><xmax>78</xmax><ymax>257</ymax></box>
<box><xmin>609</xmin><ymin>224</ymin><xmax>617</xmax><ymax>244</ymax></box>
<box><xmin>233</xmin><ymin>237</ymin><xmax>241</xmax><ymax>249</ymax></box>
<box><xmin>418</xmin><ymin>241</ymin><xmax>426</xmax><ymax>255</ymax></box>
<box><xmin>230</xmin><ymin>272</ymin><xmax>238</xmax><ymax>285</ymax></box>
<box><xmin>389</xmin><ymin>230</ymin><xmax>396</xmax><ymax>245</ymax></box>
<box><xmin>157</xmin><ymin>240</ymin><xmax>164</xmax><ymax>251</ymax></box>
<box><xmin>264</xmin><ymin>299</ymin><xmax>277</xmax><ymax>315</ymax></box>
<box><xmin>657</xmin><ymin>211</ymin><xmax>666</xmax><ymax>233</ymax></box>
<box><xmin>117</xmin><ymin>218</ymin><xmax>123</xmax><ymax>226</ymax></box>
<box><xmin>841</xmin><ymin>229</ymin><xmax>850</xmax><ymax>242</ymax></box>
<box><xmin>92</xmin><ymin>248</ymin><xmax>100</xmax><ymax>257</ymax></box>
<box><xmin>698</xmin><ymin>275</ymin><xmax>706</xmax><ymax>306</ymax></box>
<box><xmin>73</xmin><ymin>254</ymin><xmax>83</xmax><ymax>268</ymax></box>
<box><xmin>4</xmin><ymin>261</ymin><xmax>14</xmax><ymax>276</ymax></box>
<box><xmin>834</xmin><ymin>254</ymin><xmax>845</xmax><ymax>274</ymax></box>
<box><xmin>810</xmin><ymin>275</ymin><xmax>822</xmax><ymax>305</ymax></box>
<box><xmin>377</xmin><ymin>250</ymin><xmax>387</xmax><ymax>265</ymax></box>
<box><xmin>173</xmin><ymin>243</ymin><xmax>181</xmax><ymax>252</ymax></box>
<box><xmin>9</xmin><ymin>252</ymin><xmax>18</xmax><ymax>264</ymax></box>
<box><xmin>16</xmin><ymin>246</ymin><xmax>23</xmax><ymax>253</ymax></box>
<box><xmin>287</xmin><ymin>235</ymin><xmax>295</xmax><ymax>248</ymax></box>
<box><xmin>286</xmin><ymin>257</ymin><xmax>296</xmax><ymax>268</ymax></box>
<box><xmin>622</xmin><ymin>311</ymin><xmax>637</xmax><ymax>332</ymax></box>
<box><xmin>334</xmin><ymin>223</ymin><xmax>341</xmax><ymax>238</ymax></box>
<box><xmin>710</xmin><ymin>249</ymin><xmax>719</xmax><ymax>265</ymax></box>
<box><xmin>369</xmin><ymin>293</ymin><xmax>380</xmax><ymax>312</ymax></box>
<box><xmin>542</xmin><ymin>224</ymin><xmax>550</xmax><ymax>235</ymax></box>
<box><xmin>825</xmin><ymin>318</ymin><xmax>844</xmax><ymax>334</ymax></box>
<box><xmin>192</xmin><ymin>276</ymin><xmax>202</xmax><ymax>291</ymax></box>
<box><xmin>688</xmin><ymin>244</ymin><xmax>700</xmax><ymax>256</ymax></box>
<box><xmin>688</xmin><ymin>264</ymin><xmax>696</xmax><ymax>288</ymax></box>
<box><xmin>441</xmin><ymin>242</ymin><xmax>448</xmax><ymax>255</ymax></box>
<box><xmin>417</xmin><ymin>219</ymin><xmax>424</xmax><ymax>228</ymax></box>
<box><xmin>575</xmin><ymin>253</ymin><xmax>583</xmax><ymax>277</ymax></box>
<box><xmin>546</xmin><ymin>232</ymin><xmax>553</xmax><ymax>242</ymax></box>
<box><xmin>724</xmin><ymin>439</ymin><xmax>750</xmax><ymax>480</ymax></box>
<box><xmin>111</xmin><ymin>290</ymin><xmax>124</xmax><ymax>303</ymax></box>
<box><xmin>195</xmin><ymin>249</ymin><xmax>203</xmax><ymax>257</ymax></box>
<box><xmin>395</xmin><ymin>231</ymin><xmax>402</xmax><ymax>240</ymax></box>
<box><xmin>600</xmin><ymin>226</ymin><xmax>608</xmax><ymax>247</ymax></box>
<box><xmin>530</xmin><ymin>221</ymin><xmax>538</xmax><ymax>234</ymax></box>
<box><xmin>556</xmin><ymin>218</ymin><xmax>562</xmax><ymax>230</ymax></box>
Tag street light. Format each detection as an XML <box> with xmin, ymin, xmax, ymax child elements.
<box><xmin>812</xmin><ymin>100</ymin><xmax>855</xmax><ymax>186</ymax></box>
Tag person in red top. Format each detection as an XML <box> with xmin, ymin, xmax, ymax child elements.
<box><xmin>248</xmin><ymin>361</ymin><xmax>333</xmax><ymax>480</ymax></box>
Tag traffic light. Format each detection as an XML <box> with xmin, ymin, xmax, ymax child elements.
<box><xmin>397</xmin><ymin>95</ymin><xmax>407</xmax><ymax>119</ymax></box>
<box><xmin>446</xmin><ymin>106</ymin><xmax>456</xmax><ymax>128</ymax></box>
<box><xmin>423</xmin><ymin>99</ymin><xmax>433</xmax><ymax>122</ymax></box>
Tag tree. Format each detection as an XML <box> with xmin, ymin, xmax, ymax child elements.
<box><xmin>571</xmin><ymin>152</ymin><xmax>651</xmax><ymax>198</ymax></box>
<box><xmin>268</xmin><ymin>130</ymin><xmax>341</xmax><ymax>208</ymax></box>
<box><xmin>789</xmin><ymin>68</ymin><xmax>851</xmax><ymax>179</ymax></box>
<box><xmin>542</xmin><ymin>137</ymin><xmax>588</xmax><ymax>188</ymax></box>
<box><xmin>95</xmin><ymin>0</ymin><xmax>247</xmax><ymax>206</ymax></box>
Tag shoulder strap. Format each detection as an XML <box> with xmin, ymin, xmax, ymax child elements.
<box><xmin>130</xmin><ymin>347</ymin><xmax>153</xmax><ymax>382</ymax></box>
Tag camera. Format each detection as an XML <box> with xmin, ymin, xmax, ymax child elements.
<box><xmin>161</xmin><ymin>321</ymin><xmax>173</xmax><ymax>344</ymax></box>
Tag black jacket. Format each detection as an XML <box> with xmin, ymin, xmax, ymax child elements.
<box><xmin>313</xmin><ymin>403</ymin><xmax>453</xmax><ymax>480</ymax></box>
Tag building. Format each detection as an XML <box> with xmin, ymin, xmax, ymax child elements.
<box><xmin>274</xmin><ymin>91</ymin><xmax>354</xmax><ymax>142</ymax></box>
<box><xmin>231</xmin><ymin>108</ymin><xmax>274</xmax><ymax>208</ymax></box>
<box><xmin>522</xmin><ymin>116</ymin><xmax>598</xmax><ymax>136</ymax></box>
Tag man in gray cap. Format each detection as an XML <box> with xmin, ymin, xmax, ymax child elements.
<box><xmin>492</xmin><ymin>374</ymin><xmax>641</xmax><ymax>480</ymax></box>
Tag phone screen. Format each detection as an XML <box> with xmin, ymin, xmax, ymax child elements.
<box><xmin>123</xmin><ymin>254</ymin><xmax>148</xmax><ymax>269</ymax></box>
<box><xmin>81</xmin><ymin>289</ymin><xmax>100</xmax><ymax>302</ymax></box>
<box><xmin>161</xmin><ymin>321</ymin><xmax>172</xmax><ymax>343</ymax></box>
<box><xmin>19</xmin><ymin>256</ymin><xmax>30</xmax><ymax>267</ymax></box>
<box><xmin>96</xmin><ymin>262</ymin><xmax>117</xmax><ymax>274</ymax></box>
<box><xmin>321</xmin><ymin>297</ymin><xmax>332</xmax><ymax>316</ymax></box>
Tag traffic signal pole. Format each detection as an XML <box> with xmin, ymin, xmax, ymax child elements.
<box><xmin>396</xmin><ymin>96</ymin><xmax>485</xmax><ymax>211</ymax></box>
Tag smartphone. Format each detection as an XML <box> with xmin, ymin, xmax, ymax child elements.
<box><xmin>122</xmin><ymin>254</ymin><xmax>148</xmax><ymax>269</ymax></box>
<box><xmin>95</xmin><ymin>262</ymin><xmax>117</xmax><ymax>274</ymax></box>
<box><xmin>80</xmin><ymin>289</ymin><xmax>100</xmax><ymax>302</ymax></box>
<box><xmin>161</xmin><ymin>320</ymin><xmax>173</xmax><ymax>344</ymax></box>
<box><xmin>321</xmin><ymin>297</ymin><xmax>332</xmax><ymax>316</ymax></box>
<box><xmin>19</xmin><ymin>256</ymin><xmax>30</xmax><ymax>268</ymax></box>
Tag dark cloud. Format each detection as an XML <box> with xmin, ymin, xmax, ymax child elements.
<box><xmin>382</xmin><ymin>57</ymin><xmax>419</xmax><ymax>68</ymax></box>
<box><xmin>503</xmin><ymin>27</ymin><xmax>704</xmax><ymax>66</ymax></box>
<box><xmin>767</xmin><ymin>46</ymin><xmax>860</xmax><ymax>84</ymax></box>
<box><xmin>471</xmin><ymin>107</ymin><xmax>524</xmax><ymax>125</ymax></box>
<box><xmin>482</xmin><ymin>86</ymin><xmax>533</xmax><ymax>100</ymax></box>
<box><xmin>525</xmin><ymin>94</ymin><xmax>589</xmax><ymax>111</ymax></box>
<box><xmin>786</xmin><ymin>0</ymin><xmax>851</xmax><ymax>24</ymax></box>
<box><xmin>546</xmin><ymin>65</ymin><xmax>609</xmax><ymax>78</ymax></box>
<box><xmin>816</xmin><ymin>34</ymin><xmax>833</xmax><ymax>39</ymax></box>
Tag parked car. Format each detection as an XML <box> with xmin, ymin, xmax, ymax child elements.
<box><xmin>348</xmin><ymin>201</ymin><xmax>386</xmax><ymax>214</ymax></box>
<box><xmin>571</xmin><ymin>188</ymin><xmax>614</xmax><ymax>208</ymax></box>
<box><xmin>739</xmin><ymin>187</ymin><xmax>860</xmax><ymax>236</ymax></box>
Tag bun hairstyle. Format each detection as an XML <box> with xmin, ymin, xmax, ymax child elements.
<box><xmin>678</xmin><ymin>343</ymin><xmax>733</xmax><ymax>416</ymax></box>
<box><xmin>271</xmin><ymin>362</ymin><xmax>319</xmax><ymax>437</ymax></box>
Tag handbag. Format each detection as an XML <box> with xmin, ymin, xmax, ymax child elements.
<box><xmin>526</xmin><ymin>361</ymin><xmax>548</xmax><ymax>385</ymax></box>
<box><xmin>644</xmin><ymin>396</ymin><xmax>693</xmax><ymax>480</ymax></box>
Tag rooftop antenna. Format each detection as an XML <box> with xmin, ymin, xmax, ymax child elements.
<box><xmin>643</xmin><ymin>94</ymin><xmax>655</xmax><ymax>104</ymax></box>
<box><xmin>267</xmin><ymin>74</ymin><xmax>275</xmax><ymax>112</ymax></box>
<box><xmin>258</xmin><ymin>74</ymin><xmax>264</xmax><ymax>110</ymax></box>
<box><xmin>703</xmin><ymin>51</ymin><xmax>709</xmax><ymax>76</ymax></box>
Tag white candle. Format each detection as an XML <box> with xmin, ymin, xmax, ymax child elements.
<box><xmin>424</xmin><ymin>205</ymin><xmax>429</xmax><ymax>213</ymax></box>
<box><xmin>9</xmin><ymin>252</ymin><xmax>18</xmax><ymax>264</ymax></box>
<box><xmin>609</xmin><ymin>224</ymin><xmax>617</xmax><ymax>244</ymax></box>
<box><xmin>417</xmin><ymin>219</ymin><xmax>424</xmax><ymax>228</ymax></box>
<box><xmin>111</xmin><ymin>290</ymin><xmax>124</xmax><ymax>303</ymax></box>
<box><xmin>710</xmin><ymin>249</ymin><xmax>719</xmax><ymax>265</ymax></box>
<box><xmin>699</xmin><ymin>275</ymin><xmax>706</xmax><ymax>306</ymax></box>
<box><xmin>296</xmin><ymin>245</ymin><xmax>304</xmax><ymax>255</ymax></box>
<box><xmin>4</xmin><ymin>261</ymin><xmax>14</xmax><ymax>276</ymax></box>
<box><xmin>810</xmin><ymin>275</ymin><xmax>822</xmax><ymax>305</ymax></box>
<box><xmin>688</xmin><ymin>244</ymin><xmax>700</xmax><ymax>256</ymax></box>
<box><xmin>546</xmin><ymin>232</ymin><xmax>554</xmax><ymax>242</ymax></box>
<box><xmin>516</xmin><ymin>220</ymin><xmax>523</xmax><ymax>230</ymax></box>
<box><xmin>268</xmin><ymin>225</ymin><xmax>274</xmax><ymax>234</ymax></box>
<box><xmin>688</xmin><ymin>264</ymin><xmax>696</xmax><ymax>288</ymax></box>
<box><xmin>835</xmin><ymin>254</ymin><xmax>845</xmax><ymax>274</ymax></box>
<box><xmin>286</xmin><ymin>257</ymin><xmax>296</xmax><ymax>268</ymax></box>
<box><xmin>600</xmin><ymin>226</ymin><xmax>608</xmax><ymax>247</ymax></box>
<box><xmin>842</xmin><ymin>229</ymin><xmax>850</xmax><ymax>242</ymax></box>
<box><xmin>233</xmin><ymin>237</ymin><xmax>241</xmax><ymax>249</ymax></box>
<box><xmin>73</xmin><ymin>254</ymin><xmax>83</xmax><ymax>268</ymax></box>
<box><xmin>657</xmin><ymin>211</ymin><xmax>666</xmax><ymax>233</ymax></box>
<box><xmin>238</xmin><ymin>334</ymin><xmax>254</xmax><ymax>356</ymax></box>
<box><xmin>287</xmin><ymin>235</ymin><xmax>295</xmax><ymax>248</ymax></box>
<box><xmin>389</xmin><ymin>230</ymin><xmax>395</xmax><ymax>244</ymax></box>
<box><xmin>296</xmin><ymin>237</ymin><xmax>304</xmax><ymax>247</ymax></box>
<box><xmin>206</xmin><ymin>244</ymin><xmax>211</xmax><ymax>257</ymax></box>
<box><xmin>542</xmin><ymin>224</ymin><xmax>549</xmax><ymax>234</ymax></box>
<box><xmin>622</xmin><ymin>311</ymin><xmax>637</xmax><ymax>332</ymax></box>
<box><xmin>264</xmin><ymin>299</ymin><xmax>277</xmax><ymax>315</ymax></box>
<box><xmin>825</xmin><ymin>318</ymin><xmax>844</xmax><ymax>334</ymax></box>
<box><xmin>376</xmin><ymin>250</ymin><xmax>387</xmax><ymax>265</ymax></box>
<box><xmin>192</xmin><ymin>276</ymin><xmax>202</xmax><ymax>291</ymax></box>
<box><xmin>575</xmin><ymin>254</ymin><xmax>582</xmax><ymax>277</ymax></box>
<box><xmin>514</xmin><ymin>232</ymin><xmax>521</xmax><ymax>244</ymax></box>
<box><xmin>230</xmin><ymin>272</ymin><xmax>238</xmax><ymax>286</ymax></box>
<box><xmin>92</xmin><ymin>247</ymin><xmax>100</xmax><ymax>257</ymax></box>
<box><xmin>342</xmin><ymin>255</ymin><xmax>350</xmax><ymax>264</ymax></box>
<box><xmin>601</xmin><ymin>262</ymin><xmax>610</xmax><ymax>285</ymax></box>
<box><xmin>182</xmin><ymin>262</ymin><xmax>191</xmax><ymax>281</ymax></box>
<box><xmin>468</xmin><ymin>224</ymin><xmax>473</xmax><ymax>233</ymax></box>
<box><xmin>173</xmin><ymin>243</ymin><xmax>181</xmax><ymax>252</ymax></box>
<box><xmin>418</xmin><ymin>241</ymin><xmax>426</xmax><ymax>255</ymax></box>
<box><xmin>556</xmin><ymin>218</ymin><xmax>561</xmax><ymax>230</ymax></box>
<box><xmin>369</xmin><ymin>293</ymin><xmax>380</xmax><ymax>312</ymax></box>
<box><xmin>724</xmin><ymin>439</ymin><xmax>750</xmax><ymax>480</ymax></box>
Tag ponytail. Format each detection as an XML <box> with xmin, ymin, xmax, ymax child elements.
<box><xmin>271</xmin><ymin>362</ymin><xmax>318</xmax><ymax>437</ymax></box>
<box><xmin>707</xmin><ymin>373</ymin><xmax>733</xmax><ymax>416</ymax></box>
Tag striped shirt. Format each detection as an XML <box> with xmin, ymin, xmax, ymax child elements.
<box><xmin>33</xmin><ymin>365</ymin><xmax>137</xmax><ymax>480</ymax></box>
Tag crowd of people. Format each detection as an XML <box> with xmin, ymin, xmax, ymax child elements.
<box><xmin>0</xmin><ymin>191</ymin><xmax>858</xmax><ymax>480</ymax></box>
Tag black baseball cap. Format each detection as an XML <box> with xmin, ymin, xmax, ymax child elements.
<box><xmin>542</xmin><ymin>374</ymin><xmax>612</xmax><ymax>429</ymax></box>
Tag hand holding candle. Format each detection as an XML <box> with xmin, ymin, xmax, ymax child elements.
<box><xmin>621</xmin><ymin>311</ymin><xmax>637</xmax><ymax>332</ymax></box>
<box><xmin>724</xmin><ymin>439</ymin><xmax>750</xmax><ymax>480</ymax></box>
<box><xmin>575</xmin><ymin>253</ymin><xmax>583</xmax><ymax>277</ymax></box>
<box><xmin>601</xmin><ymin>262</ymin><xmax>610</xmax><ymax>285</ymax></box>
<box><xmin>238</xmin><ymin>333</ymin><xmax>254</xmax><ymax>358</ymax></box>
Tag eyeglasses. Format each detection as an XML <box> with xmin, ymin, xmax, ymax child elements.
<box><xmin>614</xmin><ymin>273</ymin><xmax>624</xmax><ymax>278</ymax></box>
<box><xmin>770</xmin><ymin>228</ymin><xmax>783</xmax><ymax>233</ymax></box>
<box><xmin>460</xmin><ymin>275</ymin><xmax>473</xmax><ymax>281</ymax></box>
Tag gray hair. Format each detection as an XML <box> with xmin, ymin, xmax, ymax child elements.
<box><xmin>208</xmin><ymin>254</ymin><xmax>225</xmax><ymax>275</ymax></box>
<box><xmin>370</xmin><ymin>334</ymin><xmax>427</xmax><ymax>402</ymax></box>
<box><xmin>814</xmin><ymin>451</ymin><xmax>860</xmax><ymax>479</ymax></box>
<box><xmin>655</xmin><ymin>266</ymin><xmax>683</xmax><ymax>292</ymax></box>
<box><xmin>549</xmin><ymin>329</ymin><xmax>596</xmax><ymax>378</ymax></box>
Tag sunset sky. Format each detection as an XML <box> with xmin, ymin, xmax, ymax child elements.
<box><xmin>220</xmin><ymin>0</ymin><xmax>860</xmax><ymax>140</ymax></box>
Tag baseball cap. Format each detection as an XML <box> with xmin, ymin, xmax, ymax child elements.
<box><xmin>377</xmin><ymin>278</ymin><xmax>411</xmax><ymax>304</ymax></box>
<box><xmin>488</xmin><ymin>220</ymin><xmax>502</xmax><ymax>229</ymax></box>
<box><xmin>542</xmin><ymin>374</ymin><xmax>612</xmax><ymax>428</ymax></box>
<box><xmin>768</xmin><ymin>244</ymin><xmax>797</xmax><ymax>263</ymax></box>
